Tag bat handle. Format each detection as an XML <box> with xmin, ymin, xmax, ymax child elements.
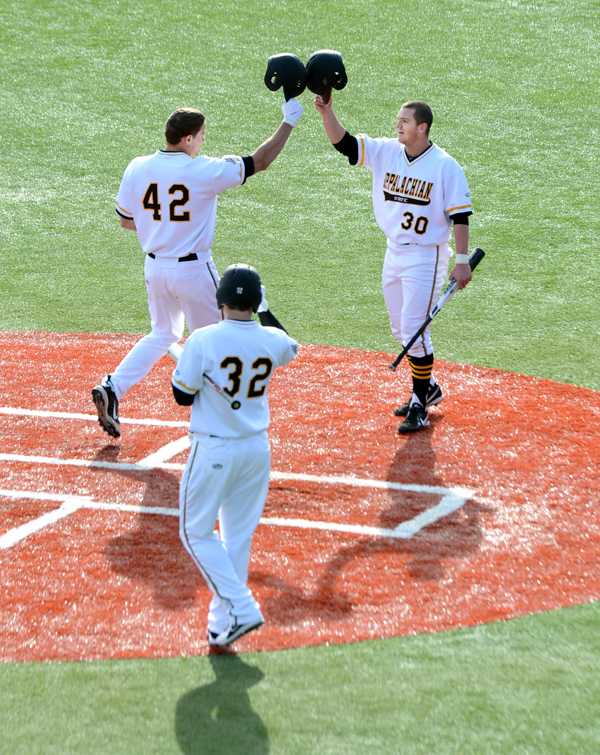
<box><xmin>469</xmin><ymin>247</ymin><xmax>485</xmax><ymax>270</ymax></box>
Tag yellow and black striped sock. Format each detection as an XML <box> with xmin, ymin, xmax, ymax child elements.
<box><xmin>407</xmin><ymin>354</ymin><xmax>434</xmax><ymax>406</ymax></box>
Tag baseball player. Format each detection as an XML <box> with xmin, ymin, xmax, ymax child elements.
<box><xmin>172</xmin><ymin>264</ymin><xmax>298</xmax><ymax>647</ymax></box>
<box><xmin>314</xmin><ymin>96</ymin><xmax>473</xmax><ymax>432</ymax></box>
<box><xmin>92</xmin><ymin>98</ymin><xmax>303</xmax><ymax>439</ymax></box>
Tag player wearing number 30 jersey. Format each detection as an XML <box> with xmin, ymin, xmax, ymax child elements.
<box><xmin>92</xmin><ymin>99</ymin><xmax>303</xmax><ymax>438</ymax></box>
<box><xmin>315</xmin><ymin>96</ymin><xmax>473</xmax><ymax>433</ymax></box>
<box><xmin>355</xmin><ymin>134</ymin><xmax>471</xmax><ymax>248</ymax></box>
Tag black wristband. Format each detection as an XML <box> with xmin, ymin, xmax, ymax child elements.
<box><xmin>451</xmin><ymin>211</ymin><xmax>471</xmax><ymax>225</ymax></box>
<box><xmin>172</xmin><ymin>384</ymin><xmax>195</xmax><ymax>406</ymax></box>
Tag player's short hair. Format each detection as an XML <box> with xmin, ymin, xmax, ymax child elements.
<box><xmin>401</xmin><ymin>101</ymin><xmax>433</xmax><ymax>134</ymax></box>
<box><xmin>165</xmin><ymin>108</ymin><xmax>205</xmax><ymax>145</ymax></box>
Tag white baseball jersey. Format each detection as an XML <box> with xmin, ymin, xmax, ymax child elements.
<box><xmin>355</xmin><ymin>136</ymin><xmax>472</xmax><ymax>250</ymax></box>
<box><xmin>172</xmin><ymin>319</ymin><xmax>298</xmax><ymax>437</ymax></box>
<box><xmin>115</xmin><ymin>151</ymin><xmax>246</xmax><ymax>259</ymax></box>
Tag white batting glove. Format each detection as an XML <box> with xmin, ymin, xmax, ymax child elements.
<box><xmin>257</xmin><ymin>285</ymin><xmax>269</xmax><ymax>313</ymax></box>
<box><xmin>282</xmin><ymin>98</ymin><xmax>304</xmax><ymax>127</ymax></box>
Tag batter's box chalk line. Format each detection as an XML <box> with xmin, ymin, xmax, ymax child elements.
<box><xmin>0</xmin><ymin>404</ymin><xmax>477</xmax><ymax>549</ymax></box>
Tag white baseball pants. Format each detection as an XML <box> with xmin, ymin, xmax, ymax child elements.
<box><xmin>110</xmin><ymin>255</ymin><xmax>221</xmax><ymax>399</ymax></box>
<box><xmin>179</xmin><ymin>432</ymin><xmax>270</xmax><ymax>634</ymax></box>
<box><xmin>382</xmin><ymin>243</ymin><xmax>450</xmax><ymax>357</ymax></box>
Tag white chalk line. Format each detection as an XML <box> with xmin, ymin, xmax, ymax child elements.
<box><xmin>0</xmin><ymin>495</ymin><xmax>88</xmax><ymax>549</ymax></box>
<box><xmin>136</xmin><ymin>435</ymin><xmax>191</xmax><ymax>468</ymax></box>
<box><xmin>0</xmin><ymin>405</ymin><xmax>188</xmax><ymax>429</ymax></box>
<box><xmin>0</xmin><ymin>452</ymin><xmax>472</xmax><ymax>498</ymax></box>
<box><xmin>0</xmin><ymin>487</ymin><xmax>471</xmax><ymax>548</ymax></box>
<box><xmin>0</xmin><ymin>405</ymin><xmax>477</xmax><ymax>548</ymax></box>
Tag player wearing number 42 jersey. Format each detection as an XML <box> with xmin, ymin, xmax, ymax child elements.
<box><xmin>92</xmin><ymin>99</ymin><xmax>303</xmax><ymax>439</ymax></box>
<box><xmin>315</xmin><ymin>96</ymin><xmax>473</xmax><ymax>433</ymax></box>
<box><xmin>172</xmin><ymin>264</ymin><xmax>298</xmax><ymax>648</ymax></box>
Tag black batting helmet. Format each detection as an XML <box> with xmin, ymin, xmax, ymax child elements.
<box><xmin>264</xmin><ymin>53</ymin><xmax>307</xmax><ymax>101</ymax></box>
<box><xmin>216</xmin><ymin>264</ymin><xmax>262</xmax><ymax>312</ymax></box>
<box><xmin>305</xmin><ymin>49</ymin><xmax>348</xmax><ymax>99</ymax></box>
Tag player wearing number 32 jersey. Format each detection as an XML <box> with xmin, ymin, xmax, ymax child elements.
<box><xmin>315</xmin><ymin>96</ymin><xmax>473</xmax><ymax>433</ymax></box>
<box><xmin>172</xmin><ymin>264</ymin><xmax>298</xmax><ymax>648</ymax></box>
<box><xmin>92</xmin><ymin>99</ymin><xmax>303</xmax><ymax>439</ymax></box>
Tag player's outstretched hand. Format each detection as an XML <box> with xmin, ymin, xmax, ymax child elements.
<box><xmin>282</xmin><ymin>98</ymin><xmax>304</xmax><ymax>127</ymax></box>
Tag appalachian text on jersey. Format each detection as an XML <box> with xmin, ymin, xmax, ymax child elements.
<box><xmin>382</xmin><ymin>173</ymin><xmax>433</xmax><ymax>205</ymax></box>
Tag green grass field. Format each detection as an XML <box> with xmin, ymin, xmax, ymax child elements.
<box><xmin>1</xmin><ymin>0</ymin><xmax>599</xmax><ymax>752</ymax></box>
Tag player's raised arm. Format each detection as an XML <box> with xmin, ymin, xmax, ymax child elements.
<box><xmin>314</xmin><ymin>94</ymin><xmax>359</xmax><ymax>166</ymax></box>
<box><xmin>314</xmin><ymin>93</ymin><xmax>346</xmax><ymax>144</ymax></box>
<box><xmin>249</xmin><ymin>98</ymin><xmax>304</xmax><ymax>174</ymax></box>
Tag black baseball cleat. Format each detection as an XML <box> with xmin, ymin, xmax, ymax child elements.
<box><xmin>91</xmin><ymin>375</ymin><xmax>121</xmax><ymax>438</ymax></box>
<box><xmin>206</xmin><ymin>631</ymin><xmax>237</xmax><ymax>655</ymax></box>
<box><xmin>211</xmin><ymin>618</ymin><xmax>264</xmax><ymax>647</ymax></box>
<box><xmin>207</xmin><ymin>630</ymin><xmax>220</xmax><ymax>645</ymax></box>
<box><xmin>394</xmin><ymin>382</ymin><xmax>443</xmax><ymax>417</ymax></box>
<box><xmin>398</xmin><ymin>401</ymin><xmax>430</xmax><ymax>434</ymax></box>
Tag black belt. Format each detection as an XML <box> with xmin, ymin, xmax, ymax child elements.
<box><xmin>147</xmin><ymin>252</ymin><xmax>198</xmax><ymax>262</ymax></box>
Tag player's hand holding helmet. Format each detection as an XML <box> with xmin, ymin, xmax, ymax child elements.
<box><xmin>282</xmin><ymin>98</ymin><xmax>304</xmax><ymax>127</ymax></box>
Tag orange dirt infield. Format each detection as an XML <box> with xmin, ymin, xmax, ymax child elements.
<box><xmin>0</xmin><ymin>331</ymin><xmax>599</xmax><ymax>662</ymax></box>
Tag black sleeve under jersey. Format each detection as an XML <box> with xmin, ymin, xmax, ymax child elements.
<box><xmin>451</xmin><ymin>211</ymin><xmax>471</xmax><ymax>225</ymax></box>
<box><xmin>242</xmin><ymin>156</ymin><xmax>255</xmax><ymax>183</ymax></box>
<box><xmin>172</xmin><ymin>384</ymin><xmax>195</xmax><ymax>406</ymax></box>
<box><xmin>258</xmin><ymin>309</ymin><xmax>288</xmax><ymax>333</ymax></box>
<box><xmin>333</xmin><ymin>131</ymin><xmax>359</xmax><ymax>166</ymax></box>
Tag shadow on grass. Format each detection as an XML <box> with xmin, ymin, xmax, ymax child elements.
<box><xmin>175</xmin><ymin>653</ymin><xmax>269</xmax><ymax>755</ymax></box>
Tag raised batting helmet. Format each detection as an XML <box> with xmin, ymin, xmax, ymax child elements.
<box><xmin>264</xmin><ymin>53</ymin><xmax>307</xmax><ymax>101</ymax></box>
<box><xmin>216</xmin><ymin>264</ymin><xmax>262</xmax><ymax>312</ymax></box>
<box><xmin>305</xmin><ymin>49</ymin><xmax>348</xmax><ymax>100</ymax></box>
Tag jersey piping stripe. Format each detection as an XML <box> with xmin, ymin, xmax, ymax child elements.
<box><xmin>420</xmin><ymin>244</ymin><xmax>440</xmax><ymax>354</ymax></box>
<box><xmin>206</xmin><ymin>261</ymin><xmax>219</xmax><ymax>290</ymax></box>
<box><xmin>172</xmin><ymin>377</ymin><xmax>197</xmax><ymax>394</ymax></box>
<box><xmin>180</xmin><ymin>440</ymin><xmax>224</xmax><ymax>599</ymax></box>
<box><xmin>357</xmin><ymin>134</ymin><xmax>366</xmax><ymax>167</ymax></box>
<box><xmin>115</xmin><ymin>206</ymin><xmax>133</xmax><ymax>220</ymax></box>
<box><xmin>447</xmin><ymin>203</ymin><xmax>473</xmax><ymax>214</ymax></box>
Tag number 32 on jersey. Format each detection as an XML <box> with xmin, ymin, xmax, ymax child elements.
<box><xmin>220</xmin><ymin>357</ymin><xmax>273</xmax><ymax>399</ymax></box>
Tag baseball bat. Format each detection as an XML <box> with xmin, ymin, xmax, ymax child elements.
<box><xmin>388</xmin><ymin>248</ymin><xmax>485</xmax><ymax>372</ymax></box>
<box><xmin>202</xmin><ymin>372</ymin><xmax>242</xmax><ymax>411</ymax></box>
<box><xmin>167</xmin><ymin>342</ymin><xmax>241</xmax><ymax>410</ymax></box>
